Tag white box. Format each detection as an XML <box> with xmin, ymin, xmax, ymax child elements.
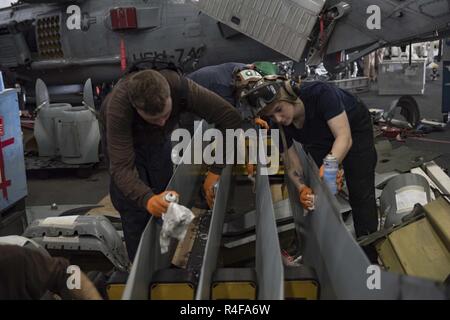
<box><xmin>378</xmin><ymin>59</ymin><xmax>427</xmax><ymax>95</ymax></box>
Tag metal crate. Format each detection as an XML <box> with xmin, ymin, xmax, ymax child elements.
<box><xmin>329</xmin><ymin>77</ymin><xmax>370</xmax><ymax>94</ymax></box>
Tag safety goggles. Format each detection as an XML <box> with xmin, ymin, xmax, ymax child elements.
<box><xmin>242</xmin><ymin>81</ymin><xmax>283</xmax><ymax>112</ymax></box>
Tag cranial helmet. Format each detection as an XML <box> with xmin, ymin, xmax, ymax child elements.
<box><xmin>234</xmin><ymin>68</ymin><xmax>263</xmax><ymax>89</ymax></box>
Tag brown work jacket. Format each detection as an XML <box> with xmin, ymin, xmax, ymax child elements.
<box><xmin>100</xmin><ymin>69</ymin><xmax>242</xmax><ymax>209</ymax></box>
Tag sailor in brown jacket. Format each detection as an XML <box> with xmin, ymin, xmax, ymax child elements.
<box><xmin>100</xmin><ymin>68</ymin><xmax>242</xmax><ymax>261</ymax></box>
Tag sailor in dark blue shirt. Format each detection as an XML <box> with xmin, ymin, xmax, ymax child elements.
<box><xmin>282</xmin><ymin>81</ymin><xmax>374</xmax><ymax>162</ymax></box>
<box><xmin>187</xmin><ymin>62</ymin><xmax>272</xmax><ymax>179</ymax></box>
<box><xmin>187</xmin><ymin>62</ymin><xmax>272</xmax><ymax>126</ymax></box>
<box><xmin>187</xmin><ymin>63</ymin><xmax>273</xmax><ymax>131</ymax></box>
<box><xmin>244</xmin><ymin>79</ymin><xmax>378</xmax><ymax>240</ymax></box>
<box><xmin>187</xmin><ymin>62</ymin><xmax>247</xmax><ymax>107</ymax></box>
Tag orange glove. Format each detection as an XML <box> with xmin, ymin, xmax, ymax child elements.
<box><xmin>254</xmin><ymin>117</ymin><xmax>269</xmax><ymax>130</ymax></box>
<box><xmin>203</xmin><ymin>171</ymin><xmax>220</xmax><ymax>209</ymax></box>
<box><xmin>146</xmin><ymin>191</ymin><xmax>179</xmax><ymax>217</ymax></box>
<box><xmin>299</xmin><ymin>186</ymin><xmax>315</xmax><ymax>210</ymax></box>
<box><xmin>319</xmin><ymin>165</ymin><xmax>344</xmax><ymax>192</ymax></box>
<box><xmin>319</xmin><ymin>165</ymin><xmax>325</xmax><ymax>178</ymax></box>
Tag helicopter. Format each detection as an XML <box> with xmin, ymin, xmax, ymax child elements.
<box><xmin>0</xmin><ymin>0</ymin><xmax>283</xmax><ymax>98</ymax></box>
<box><xmin>0</xmin><ymin>0</ymin><xmax>449</xmax><ymax>104</ymax></box>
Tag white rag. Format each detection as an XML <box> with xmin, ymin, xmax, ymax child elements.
<box><xmin>159</xmin><ymin>203</ymin><xmax>195</xmax><ymax>254</ymax></box>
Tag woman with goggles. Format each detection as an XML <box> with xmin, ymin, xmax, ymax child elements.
<box><xmin>242</xmin><ymin>78</ymin><xmax>379</xmax><ymax>261</ymax></box>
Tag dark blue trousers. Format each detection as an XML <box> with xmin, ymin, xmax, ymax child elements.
<box><xmin>305</xmin><ymin>105</ymin><xmax>378</xmax><ymax>238</ymax></box>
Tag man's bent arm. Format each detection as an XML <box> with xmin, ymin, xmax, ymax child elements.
<box><xmin>60</xmin><ymin>272</ymin><xmax>102</xmax><ymax>300</ymax></box>
<box><xmin>105</xmin><ymin>90</ymin><xmax>155</xmax><ymax>208</ymax></box>
<box><xmin>185</xmin><ymin>77</ymin><xmax>243</xmax><ymax>173</ymax></box>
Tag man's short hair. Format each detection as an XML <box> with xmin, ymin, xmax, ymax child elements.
<box><xmin>128</xmin><ymin>70</ymin><xmax>170</xmax><ymax>115</ymax></box>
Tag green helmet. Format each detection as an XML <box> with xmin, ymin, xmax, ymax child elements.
<box><xmin>252</xmin><ymin>61</ymin><xmax>279</xmax><ymax>77</ymax></box>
